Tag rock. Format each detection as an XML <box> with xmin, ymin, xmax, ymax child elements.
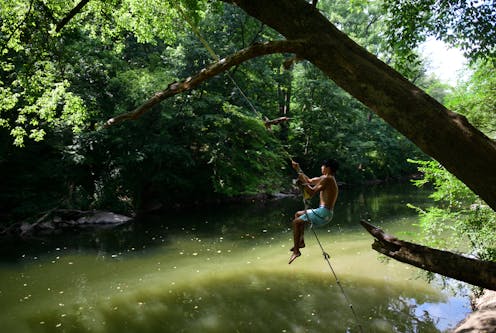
<box><xmin>271</xmin><ymin>192</ymin><xmax>293</xmax><ymax>199</ymax></box>
<box><xmin>6</xmin><ymin>210</ymin><xmax>133</xmax><ymax>238</ymax></box>
<box><xmin>39</xmin><ymin>221</ymin><xmax>55</xmax><ymax>229</ymax></box>
<box><xmin>453</xmin><ymin>290</ymin><xmax>496</xmax><ymax>333</ymax></box>
<box><xmin>20</xmin><ymin>223</ymin><xmax>32</xmax><ymax>234</ymax></box>
<box><xmin>475</xmin><ymin>290</ymin><xmax>496</xmax><ymax>310</ymax></box>
<box><xmin>76</xmin><ymin>211</ymin><xmax>132</xmax><ymax>225</ymax></box>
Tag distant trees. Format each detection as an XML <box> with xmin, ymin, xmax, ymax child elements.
<box><xmin>1</xmin><ymin>0</ymin><xmax>494</xmax><ymax>232</ymax></box>
<box><xmin>0</xmin><ymin>0</ymin><xmax>422</xmax><ymax>221</ymax></box>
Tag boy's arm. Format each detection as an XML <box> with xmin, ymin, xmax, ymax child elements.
<box><xmin>308</xmin><ymin>176</ymin><xmax>321</xmax><ymax>185</ymax></box>
<box><xmin>303</xmin><ymin>177</ymin><xmax>328</xmax><ymax>197</ymax></box>
<box><xmin>292</xmin><ymin>160</ymin><xmax>321</xmax><ymax>186</ymax></box>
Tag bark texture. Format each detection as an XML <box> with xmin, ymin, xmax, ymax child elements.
<box><xmin>361</xmin><ymin>220</ymin><xmax>496</xmax><ymax>290</ymax></box>
<box><xmin>225</xmin><ymin>0</ymin><xmax>496</xmax><ymax>211</ymax></box>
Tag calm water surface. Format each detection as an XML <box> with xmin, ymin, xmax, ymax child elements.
<box><xmin>0</xmin><ymin>183</ymin><xmax>471</xmax><ymax>332</ymax></box>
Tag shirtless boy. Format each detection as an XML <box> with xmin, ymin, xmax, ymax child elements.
<box><xmin>289</xmin><ymin>159</ymin><xmax>339</xmax><ymax>264</ymax></box>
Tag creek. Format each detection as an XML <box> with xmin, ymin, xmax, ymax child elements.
<box><xmin>0</xmin><ymin>183</ymin><xmax>471</xmax><ymax>332</ymax></box>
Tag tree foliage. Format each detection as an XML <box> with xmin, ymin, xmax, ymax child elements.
<box><xmin>0</xmin><ymin>0</ymin><xmax>290</xmax><ymax>218</ymax></box>
<box><xmin>288</xmin><ymin>0</ymin><xmax>425</xmax><ymax>181</ymax></box>
<box><xmin>446</xmin><ymin>61</ymin><xmax>496</xmax><ymax>139</ymax></box>
<box><xmin>410</xmin><ymin>159</ymin><xmax>496</xmax><ymax>261</ymax></box>
<box><xmin>373</xmin><ymin>0</ymin><xmax>496</xmax><ymax>262</ymax></box>
<box><xmin>0</xmin><ymin>0</ymin><xmax>210</xmax><ymax>146</ymax></box>
<box><xmin>409</xmin><ymin>61</ymin><xmax>496</xmax><ymax>261</ymax></box>
<box><xmin>383</xmin><ymin>0</ymin><xmax>496</xmax><ymax>61</ymax></box>
<box><xmin>1</xmin><ymin>0</ymin><xmax>490</xmax><ymax>225</ymax></box>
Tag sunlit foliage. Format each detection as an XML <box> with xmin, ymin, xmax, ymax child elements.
<box><xmin>410</xmin><ymin>159</ymin><xmax>496</xmax><ymax>261</ymax></box>
<box><xmin>446</xmin><ymin>61</ymin><xmax>496</xmax><ymax>139</ymax></box>
<box><xmin>409</xmin><ymin>61</ymin><xmax>496</xmax><ymax>261</ymax></box>
<box><xmin>383</xmin><ymin>0</ymin><xmax>496</xmax><ymax>61</ymax></box>
<box><xmin>0</xmin><ymin>0</ymin><xmax>209</xmax><ymax>146</ymax></box>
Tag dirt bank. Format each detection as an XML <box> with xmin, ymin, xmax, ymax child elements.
<box><xmin>453</xmin><ymin>290</ymin><xmax>496</xmax><ymax>332</ymax></box>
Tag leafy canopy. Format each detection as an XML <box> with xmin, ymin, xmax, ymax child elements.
<box><xmin>383</xmin><ymin>0</ymin><xmax>496</xmax><ymax>61</ymax></box>
<box><xmin>0</xmin><ymin>0</ymin><xmax>209</xmax><ymax>146</ymax></box>
<box><xmin>408</xmin><ymin>61</ymin><xmax>496</xmax><ymax>261</ymax></box>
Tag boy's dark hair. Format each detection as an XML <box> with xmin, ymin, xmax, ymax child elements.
<box><xmin>323</xmin><ymin>159</ymin><xmax>339</xmax><ymax>173</ymax></box>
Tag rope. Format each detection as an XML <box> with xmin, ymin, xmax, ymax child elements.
<box><xmin>302</xmin><ymin>198</ymin><xmax>364</xmax><ymax>333</ymax></box>
<box><xmin>173</xmin><ymin>3</ymin><xmax>262</xmax><ymax>118</ymax></box>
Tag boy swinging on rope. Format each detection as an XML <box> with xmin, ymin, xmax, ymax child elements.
<box><xmin>289</xmin><ymin>159</ymin><xmax>339</xmax><ymax>264</ymax></box>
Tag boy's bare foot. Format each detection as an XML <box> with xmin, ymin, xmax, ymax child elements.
<box><xmin>288</xmin><ymin>251</ymin><xmax>301</xmax><ymax>264</ymax></box>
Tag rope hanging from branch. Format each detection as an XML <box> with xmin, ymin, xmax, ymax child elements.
<box><xmin>299</xmin><ymin>193</ymin><xmax>364</xmax><ymax>333</ymax></box>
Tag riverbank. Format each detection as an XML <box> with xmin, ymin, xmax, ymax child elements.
<box><xmin>0</xmin><ymin>177</ymin><xmax>412</xmax><ymax>234</ymax></box>
<box><xmin>0</xmin><ymin>209</ymin><xmax>133</xmax><ymax>238</ymax></box>
<box><xmin>454</xmin><ymin>290</ymin><xmax>496</xmax><ymax>332</ymax></box>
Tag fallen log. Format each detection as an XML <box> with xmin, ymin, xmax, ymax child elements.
<box><xmin>360</xmin><ymin>220</ymin><xmax>496</xmax><ymax>291</ymax></box>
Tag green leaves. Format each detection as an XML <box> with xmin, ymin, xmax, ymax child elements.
<box><xmin>289</xmin><ymin>54</ymin><xmax>422</xmax><ymax>182</ymax></box>
<box><xmin>407</xmin><ymin>59</ymin><xmax>496</xmax><ymax>260</ymax></box>
<box><xmin>383</xmin><ymin>0</ymin><xmax>496</xmax><ymax>62</ymax></box>
<box><xmin>2</xmin><ymin>0</ymin><xmax>492</xmax><ymax>221</ymax></box>
<box><xmin>409</xmin><ymin>158</ymin><xmax>496</xmax><ymax>260</ymax></box>
<box><xmin>205</xmin><ymin>103</ymin><xmax>286</xmax><ymax>196</ymax></box>
<box><xmin>0</xmin><ymin>0</ymin><xmax>214</xmax><ymax>146</ymax></box>
<box><xmin>446</xmin><ymin>61</ymin><xmax>496</xmax><ymax>139</ymax></box>
<box><xmin>1</xmin><ymin>61</ymin><xmax>88</xmax><ymax>146</ymax></box>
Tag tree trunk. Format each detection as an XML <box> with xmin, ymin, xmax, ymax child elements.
<box><xmin>361</xmin><ymin>220</ymin><xmax>496</xmax><ymax>290</ymax></box>
<box><xmin>224</xmin><ymin>0</ymin><xmax>496</xmax><ymax>211</ymax></box>
<box><xmin>277</xmin><ymin>69</ymin><xmax>292</xmax><ymax>142</ymax></box>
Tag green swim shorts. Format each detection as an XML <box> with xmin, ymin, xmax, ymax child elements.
<box><xmin>300</xmin><ymin>205</ymin><xmax>334</xmax><ymax>227</ymax></box>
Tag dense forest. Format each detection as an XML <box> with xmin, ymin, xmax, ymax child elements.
<box><xmin>1</xmin><ymin>0</ymin><xmax>495</xmax><ymax>262</ymax></box>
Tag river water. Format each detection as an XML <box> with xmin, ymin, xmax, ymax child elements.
<box><xmin>0</xmin><ymin>183</ymin><xmax>471</xmax><ymax>332</ymax></box>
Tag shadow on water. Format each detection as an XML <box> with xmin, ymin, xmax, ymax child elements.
<box><xmin>0</xmin><ymin>183</ymin><xmax>470</xmax><ymax>333</ymax></box>
<box><xmin>25</xmin><ymin>271</ymin><xmax>443</xmax><ymax>333</ymax></box>
<box><xmin>0</xmin><ymin>184</ymin><xmax>467</xmax><ymax>333</ymax></box>
<box><xmin>0</xmin><ymin>183</ymin><xmax>431</xmax><ymax>263</ymax></box>
<box><xmin>0</xmin><ymin>198</ymin><xmax>296</xmax><ymax>263</ymax></box>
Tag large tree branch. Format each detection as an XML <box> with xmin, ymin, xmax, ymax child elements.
<box><xmin>56</xmin><ymin>0</ymin><xmax>90</xmax><ymax>32</ymax></box>
<box><xmin>221</xmin><ymin>0</ymin><xmax>496</xmax><ymax>211</ymax></box>
<box><xmin>105</xmin><ymin>40</ymin><xmax>303</xmax><ymax>126</ymax></box>
<box><xmin>361</xmin><ymin>220</ymin><xmax>496</xmax><ymax>291</ymax></box>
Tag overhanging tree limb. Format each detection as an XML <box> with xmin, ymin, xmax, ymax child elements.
<box><xmin>361</xmin><ymin>220</ymin><xmax>496</xmax><ymax>290</ymax></box>
<box><xmin>105</xmin><ymin>40</ymin><xmax>304</xmax><ymax>126</ymax></box>
<box><xmin>56</xmin><ymin>0</ymin><xmax>90</xmax><ymax>32</ymax></box>
<box><xmin>221</xmin><ymin>0</ymin><xmax>496</xmax><ymax>211</ymax></box>
<box><xmin>106</xmin><ymin>0</ymin><xmax>496</xmax><ymax>210</ymax></box>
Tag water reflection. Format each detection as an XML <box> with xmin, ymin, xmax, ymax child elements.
<box><xmin>19</xmin><ymin>271</ymin><xmax>445</xmax><ymax>333</ymax></box>
<box><xmin>0</xmin><ymin>183</ymin><xmax>470</xmax><ymax>332</ymax></box>
<box><xmin>0</xmin><ymin>183</ymin><xmax>427</xmax><ymax>262</ymax></box>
